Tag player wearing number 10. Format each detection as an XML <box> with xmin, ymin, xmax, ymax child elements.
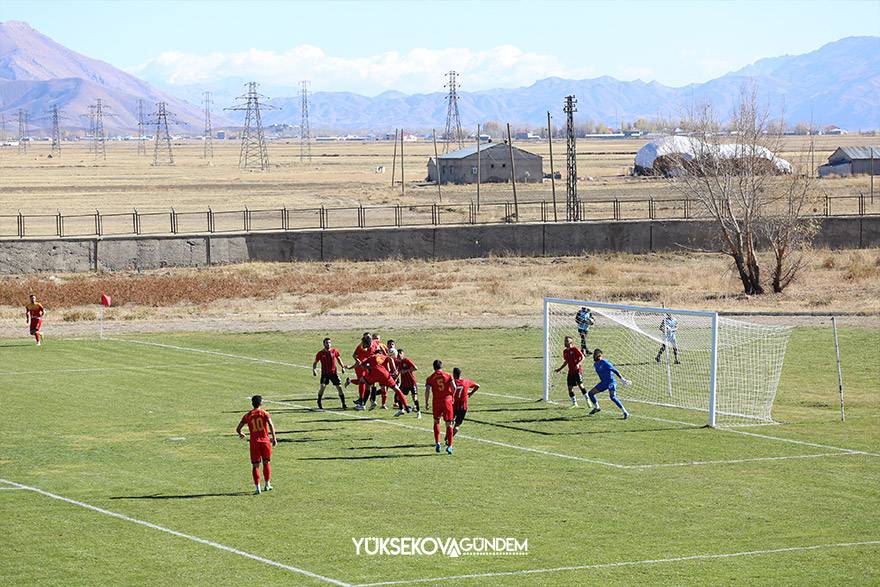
<box><xmin>236</xmin><ymin>395</ymin><xmax>278</xmax><ymax>495</ymax></box>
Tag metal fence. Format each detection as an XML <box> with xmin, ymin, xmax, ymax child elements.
<box><xmin>1</xmin><ymin>194</ymin><xmax>877</xmax><ymax>239</ymax></box>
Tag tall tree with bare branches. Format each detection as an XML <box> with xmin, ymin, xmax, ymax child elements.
<box><xmin>668</xmin><ymin>87</ymin><xmax>818</xmax><ymax>294</ymax></box>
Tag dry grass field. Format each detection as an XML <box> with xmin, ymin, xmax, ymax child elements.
<box><xmin>1</xmin><ymin>135</ymin><xmax>876</xmax><ymax>219</ymax></box>
<box><xmin>1</xmin><ymin>248</ymin><xmax>877</xmax><ymax>337</ymax></box>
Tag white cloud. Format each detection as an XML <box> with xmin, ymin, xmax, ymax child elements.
<box><xmin>131</xmin><ymin>45</ymin><xmax>595</xmax><ymax>95</ymax></box>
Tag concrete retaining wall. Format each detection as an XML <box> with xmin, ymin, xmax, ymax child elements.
<box><xmin>1</xmin><ymin>216</ymin><xmax>877</xmax><ymax>274</ymax></box>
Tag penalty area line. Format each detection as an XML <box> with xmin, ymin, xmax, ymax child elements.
<box><xmin>117</xmin><ymin>339</ymin><xmax>312</xmax><ymax>370</ymax></box>
<box><xmin>354</xmin><ymin>540</ymin><xmax>880</xmax><ymax>586</ymax></box>
<box><xmin>0</xmin><ymin>479</ymin><xmax>351</xmax><ymax>586</ymax></box>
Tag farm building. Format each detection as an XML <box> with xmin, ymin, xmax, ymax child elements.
<box><xmin>427</xmin><ymin>142</ymin><xmax>543</xmax><ymax>184</ymax></box>
<box><xmin>818</xmin><ymin>146</ymin><xmax>879</xmax><ymax>177</ymax></box>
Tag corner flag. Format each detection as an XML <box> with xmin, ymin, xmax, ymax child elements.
<box><xmin>100</xmin><ymin>293</ymin><xmax>112</xmax><ymax>307</ymax></box>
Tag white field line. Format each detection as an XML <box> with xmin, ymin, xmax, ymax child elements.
<box><xmin>0</xmin><ymin>478</ymin><xmax>351</xmax><ymax>586</ymax></box>
<box><xmin>624</xmin><ymin>452</ymin><xmax>860</xmax><ymax>469</ymax></box>
<box><xmin>260</xmin><ymin>399</ymin><xmax>628</xmax><ymax>469</ymax></box>
<box><xmin>119</xmin><ymin>339</ymin><xmax>312</xmax><ymax>370</ymax></box>
<box><xmin>354</xmin><ymin>540</ymin><xmax>880</xmax><ymax>586</ymax></box>
<box><xmin>0</xmin><ymin>361</ymin><xmax>242</xmax><ymax>376</ymax></box>
<box><xmin>110</xmin><ymin>339</ymin><xmax>876</xmax><ymax>467</ymax></box>
<box><xmin>0</xmin><ymin>486</ymin><xmax>26</xmax><ymax>490</ymax></box>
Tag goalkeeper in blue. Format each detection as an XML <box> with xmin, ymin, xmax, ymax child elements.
<box><xmin>655</xmin><ymin>313</ymin><xmax>681</xmax><ymax>364</ymax></box>
<box><xmin>587</xmin><ymin>349</ymin><xmax>630</xmax><ymax>419</ymax></box>
<box><xmin>575</xmin><ymin>306</ymin><xmax>595</xmax><ymax>354</ymax></box>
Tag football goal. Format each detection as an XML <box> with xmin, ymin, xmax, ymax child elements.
<box><xmin>543</xmin><ymin>298</ymin><xmax>792</xmax><ymax>427</ymax></box>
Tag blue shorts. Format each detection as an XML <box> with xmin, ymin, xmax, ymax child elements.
<box><xmin>594</xmin><ymin>382</ymin><xmax>615</xmax><ymax>393</ymax></box>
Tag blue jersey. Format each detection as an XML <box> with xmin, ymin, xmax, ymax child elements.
<box><xmin>594</xmin><ymin>359</ymin><xmax>619</xmax><ymax>387</ymax></box>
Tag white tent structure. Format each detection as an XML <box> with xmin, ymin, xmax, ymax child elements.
<box><xmin>634</xmin><ymin>136</ymin><xmax>792</xmax><ymax>176</ymax></box>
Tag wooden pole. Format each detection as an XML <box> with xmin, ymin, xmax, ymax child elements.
<box><xmin>432</xmin><ymin>128</ymin><xmax>442</xmax><ymax>202</ymax></box>
<box><xmin>871</xmin><ymin>146</ymin><xmax>874</xmax><ymax>204</ymax></box>
<box><xmin>507</xmin><ymin>123</ymin><xmax>518</xmax><ymax>220</ymax></box>
<box><xmin>547</xmin><ymin>111</ymin><xmax>557</xmax><ymax>222</ymax></box>
<box><xmin>390</xmin><ymin>128</ymin><xmax>398</xmax><ymax>187</ymax></box>
<box><xmin>400</xmin><ymin>129</ymin><xmax>405</xmax><ymax>196</ymax></box>
<box><xmin>476</xmin><ymin>124</ymin><xmax>481</xmax><ymax>211</ymax></box>
<box><xmin>832</xmin><ymin>316</ymin><xmax>845</xmax><ymax>422</ymax></box>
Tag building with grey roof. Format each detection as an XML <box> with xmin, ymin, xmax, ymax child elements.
<box><xmin>427</xmin><ymin>142</ymin><xmax>543</xmax><ymax>184</ymax></box>
<box><xmin>818</xmin><ymin>145</ymin><xmax>879</xmax><ymax>177</ymax></box>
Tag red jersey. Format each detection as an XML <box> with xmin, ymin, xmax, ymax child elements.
<box><xmin>354</xmin><ymin>341</ymin><xmax>377</xmax><ymax>366</ymax></box>
<box><xmin>563</xmin><ymin>347</ymin><xmax>584</xmax><ymax>374</ymax></box>
<box><xmin>243</xmin><ymin>408</ymin><xmax>272</xmax><ymax>443</ymax></box>
<box><xmin>399</xmin><ymin>357</ymin><xmax>417</xmax><ymax>388</ymax></box>
<box><xmin>315</xmin><ymin>348</ymin><xmax>340</xmax><ymax>374</ymax></box>
<box><xmin>425</xmin><ymin>370</ymin><xmax>454</xmax><ymax>399</ymax></box>
<box><xmin>26</xmin><ymin>302</ymin><xmax>45</xmax><ymax>320</ymax></box>
<box><xmin>452</xmin><ymin>378</ymin><xmax>477</xmax><ymax>401</ymax></box>
<box><xmin>365</xmin><ymin>353</ymin><xmax>390</xmax><ymax>373</ymax></box>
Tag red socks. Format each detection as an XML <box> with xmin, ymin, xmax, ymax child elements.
<box><xmin>251</xmin><ymin>466</ymin><xmax>260</xmax><ymax>485</ymax></box>
<box><xmin>263</xmin><ymin>461</ymin><xmax>270</xmax><ymax>483</ymax></box>
<box><xmin>446</xmin><ymin>425</ymin><xmax>454</xmax><ymax>446</ymax></box>
<box><xmin>433</xmin><ymin>421</ymin><xmax>441</xmax><ymax>443</ymax></box>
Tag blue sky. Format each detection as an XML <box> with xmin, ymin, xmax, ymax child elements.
<box><xmin>2</xmin><ymin>0</ymin><xmax>878</xmax><ymax>94</ymax></box>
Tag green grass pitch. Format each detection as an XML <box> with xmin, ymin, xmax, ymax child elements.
<box><xmin>1</xmin><ymin>327</ymin><xmax>878</xmax><ymax>585</ymax></box>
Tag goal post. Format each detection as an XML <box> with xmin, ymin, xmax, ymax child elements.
<box><xmin>543</xmin><ymin>298</ymin><xmax>791</xmax><ymax>427</ymax></box>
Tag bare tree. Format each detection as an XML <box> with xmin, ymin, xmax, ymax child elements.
<box><xmin>669</xmin><ymin>86</ymin><xmax>818</xmax><ymax>294</ymax></box>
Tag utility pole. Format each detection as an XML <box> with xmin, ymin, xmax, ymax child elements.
<box><xmin>564</xmin><ymin>95</ymin><xmax>579</xmax><ymax>221</ymax></box>
<box><xmin>86</xmin><ymin>105</ymin><xmax>96</xmax><ymax>156</ymax></box>
<box><xmin>548</xmin><ymin>111</ymin><xmax>557</xmax><ymax>222</ymax></box>
<box><xmin>431</xmin><ymin>128</ymin><xmax>442</xmax><ymax>201</ymax></box>
<box><xmin>399</xmin><ymin>129</ymin><xmax>405</xmax><ymax>196</ymax></box>
<box><xmin>137</xmin><ymin>99</ymin><xmax>147</xmax><ymax>156</ymax></box>
<box><xmin>94</xmin><ymin>99</ymin><xmax>107</xmax><ymax>160</ymax></box>
<box><xmin>18</xmin><ymin>108</ymin><xmax>28</xmax><ymax>155</ymax></box>
<box><xmin>300</xmin><ymin>80</ymin><xmax>311</xmax><ymax>162</ymax></box>
<box><xmin>50</xmin><ymin>105</ymin><xmax>62</xmax><ymax>155</ymax></box>
<box><xmin>443</xmin><ymin>70</ymin><xmax>464</xmax><ymax>153</ymax></box>
<box><xmin>476</xmin><ymin>124</ymin><xmax>481</xmax><ymax>211</ymax></box>
<box><xmin>203</xmin><ymin>91</ymin><xmax>214</xmax><ymax>160</ymax></box>
<box><xmin>507</xmin><ymin>123</ymin><xmax>518</xmax><ymax>220</ymax></box>
<box><xmin>152</xmin><ymin>102</ymin><xmax>174</xmax><ymax>166</ymax></box>
<box><xmin>225</xmin><ymin>82</ymin><xmax>276</xmax><ymax>171</ymax></box>
<box><xmin>390</xmin><ymin>128</ymin><xmax>398</xmax><ymax>187</ymax></box>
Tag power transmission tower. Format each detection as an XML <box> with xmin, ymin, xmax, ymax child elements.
<box><xmin>137</xmin><ymin>99</ymin><xmax>147</xmax><ymax>156</ymax></box>
<box><xmin>563</xmin><ymin>95</ymin><xmax>579</xmax><ymax>221</ymax></box>
<box><xmin>300</xmin><ymin>80</ymin><xmax>311</xmax><ymax>162</ymax></box>
<box><xmin>18</xmin><ymin>108</ymin><xmax>28</xmax><ymax>155</ymax></box>
<box><xmin>93</xmin><ymin>98</ymin><xmax>107</xmax><ymax>159</ymax></box>
<box><xmin>50</xmin><ymin>105</ymin><xmax>62</xmax><ymax>155</ymax></box>
<box><xmin>202</xmin><ymin>91</ymin><xmax>214</xmax><ymax>159</ymax></box>
<box><xmin>152</xmin><ymin>102</ymin><xmax>174</xmax><ymax>166</ymax></box>
<box><xmin>225</xmin><ymin>82</ymin><xmax>276</xmax><ymax>171</ymax></box>
<box><xmin>443</xmin><ymin>70</ymin><xmax>464</xmax><ymax>153</ymax></box>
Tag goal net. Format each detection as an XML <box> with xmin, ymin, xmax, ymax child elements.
<box><xmin>543</xmin><ymin>299</ymin><xmax>792</xmax><ymax>426</ymax></box>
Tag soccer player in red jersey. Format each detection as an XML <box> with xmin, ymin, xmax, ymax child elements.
<box><xmin>312</xmin><ymin>337</ymin><xmax>347</xmax><ymax>410</ymax></box>
<box><xmin>396</xmin><ymin>348</ymin><xmax>421</xmax><ymax>418</ymax></box>
<box><xmin>424</xmin><ymin>359</ymin><xmax>455</xmax><ymax>454</ymax></box>
<box><xmin>346</xmin><ymin>352</ymin><xmax>413</xmax><ymax>417</ymax></box>
<box><xmin>451</xmin><ymin>367</ymin><xmax>480</xmax><ymax>437</ymax></box>
<box><xmin>554</xmin><ymin>335</ymin><xmax>589</xmax><ymax>407</ymax></box>
<box><xmin>351</xmin><ymin>333</ymin><xmax>378</xmax><ymax>410</ymax></box>
<box><xmin>369</xmin><ymin>333</ymin><xmax>389</xmax><ymax>409</ymax></box>
<box><xmin>25</xmin><ymin>294</ymin><xmax>45</xmax><ymax>346</ymax></box>
<box><xmin>236</xmin><ymin>395</ymin><xmax>277</xmax><ymax>495</ymax></box>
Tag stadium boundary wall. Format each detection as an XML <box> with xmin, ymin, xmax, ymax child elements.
<box><xmin>1</xmin><ymin>216</ymin><xmax>878</xmax><ymax>274</ymax></box>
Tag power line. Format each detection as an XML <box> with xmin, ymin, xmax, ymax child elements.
<box><xmin>564</xmin><ymin>95</ymin><xmax>579</xmax><ymax>222</ymax></box>
<box><xmin>50</xmin><ymin>105</ymin><xmax>62</xmax><ymax>155</ymax></box>
<box><xmin>443</xmin><ymin>70</ymin><xmax>464</xmax><ymax>153</ymax></box>
<box><xmin>225</xmin><ymin>81</ymin><xmax>277</xmax><ymax>171</ymax></box>
<box><xmin>137</xmin><ymin>99</ymin><xmax>147</xmax><ymax>156</ymax></box>
<box><xmin>152</xmin><ymin>102</ymin><xmax>175</xmax><ymax>166</ymax></box>
<box><xmin>203</xmin><ymin>91</ymin><xmax>214</xmax><ymax>160</ymax></box>
<box><xmin>18</xmin><ymin>108</ymin><xmax>29</xmax><ymax>155</ymax></box>
<box><xmin>300</xmin><ymin>80</ymin><xmax>311</xmax><ymax>162</ymax></box>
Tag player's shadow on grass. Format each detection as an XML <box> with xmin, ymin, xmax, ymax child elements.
<box><xmin>475</xmin><ymin>407</ymin><xmax>548</xmax><ymax>413</ymax></box>
<box><xmin>300</xmin><ymin>454</ymin><xmax>434</xmax><ymax>461</ymax></box>
<box><xmin>277</xmin><ymin>437</ymin><xmax>333</xmax><ymax>443</ymax></box>
<box><xmin>111</xmin><ymin>491</ymin><xmax>252</xmax><ymax>500</ymax></box>
<box><xmin>0</xmin><ymin>343</ymin><xmax>34</xmax><ymax>348</ymax></box>
<box><xmin>348</xmin><ymin>443</ymin><xmax>424</xmax><ymax>450</ymax></box>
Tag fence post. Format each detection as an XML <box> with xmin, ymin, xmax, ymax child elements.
<box><xmin>824</xmin><ymin>195</ymin><xmax>829</xmax><ymax>216</ymax></box>
<box><xmin>320</xmin><ymin>206</ymin><xmax>325</xmax><ymax>229</ymax></box>
<box><xmin>395</xmin><ymin>204</ymin><xmax>401</xmax><ymax>227</ymax></box>
<box><xmin>96</xmin><ymin>209</ymin><xmax>103</xmax><ymax>236</ymax></box>
<box><xmin>57</xmin><ymin>210</ymin><xmax>63</xmax><ymax>237</ymax></box>
<box><xmin>171</xmin><ymin>208</ymin><xmax>177</xmax><ymax>234</ymax></box>
<box><xmin>281</xmin><ymin>207</ymin><xmax>288</xmax><ymax>231</ymax></box>
<box><xmin>134</xmin><ymin>209</ymin><xmax>140</xmax><ymax>235</ymax></box>
<box><xmin>684</xmin><ymin>198</ymin><xmax>689</xmax><ymax>219</ymax></box>
<box><xmin>208</xmin><ymin>208</ymin><xmax>214</xmax><ymax>233</ymax></box>
<box><xmin>860</xmin><ymin>193</ymin><xmax>865</xmax><ymax>216</ymax></box>
<box><xmin>17</xmin><ymin>211</ymin><xmax>23</xmax><ymax>238</ymax></box>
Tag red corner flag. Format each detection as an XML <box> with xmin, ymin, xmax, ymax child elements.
<box><xmin>100</xmin><ymin>293</ymin><xmax>112</xmax><ymax>307</ymax></box>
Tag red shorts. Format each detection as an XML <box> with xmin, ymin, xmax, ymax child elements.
<box><xmin>433</xmin><ymin>395</ymin><xmax>454</xmax><ymax>421</ymax></box>
<box><xmin>454</xmin><ymin>399</ymin><xmax>468</xmax><ymax>413</ymax></box>
<box><xmin>365</xmin><ymin>368</ymin><xmax>396</xmax><ymax>389</ymax></box>
<box><xmin>29</xmin><ymin>319</ymin><xmax>42</xmax><ymax>335</ymax></box>
<box><xmin>249</xmin><ymin>440</ymin><xmax>271</xmax><ymax>463</ymax></box>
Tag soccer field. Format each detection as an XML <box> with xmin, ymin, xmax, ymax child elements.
<box><xmin>1</xmin><ymin>327</ymin><xmax>878</xmax><ymax>585</ymax></box>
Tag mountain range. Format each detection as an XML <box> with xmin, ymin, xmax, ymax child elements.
<box><xmin>1</xmin><ymin>20</ymin><xmax>878</xmax><ymax>133</ymax></box>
